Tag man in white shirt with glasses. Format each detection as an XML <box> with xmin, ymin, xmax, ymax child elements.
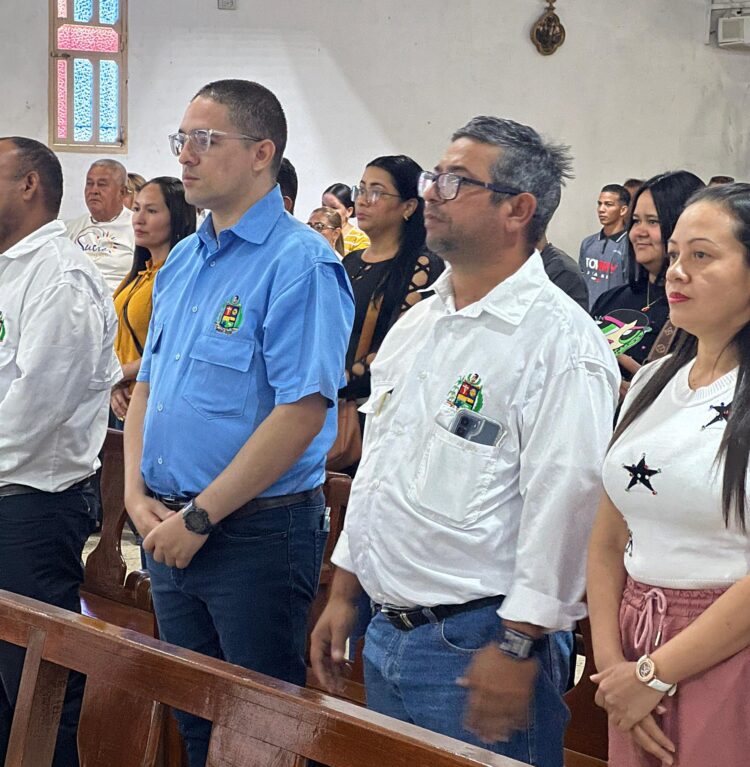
<box><xmin>312</xmin><ymin>116</ymin><xmax>619</xmax><ymax>767</ymax></box>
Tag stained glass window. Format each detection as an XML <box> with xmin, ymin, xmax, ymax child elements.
<box><xmin>50</xmin><ymin>0</ymin><xmax>126</xmax><ymax>150</ymax></box>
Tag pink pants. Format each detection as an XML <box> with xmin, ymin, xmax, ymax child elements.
<box><xmin>609</xmin><ymin>577</ymin><xmax>750</xmax><ymax>766</ymax></box>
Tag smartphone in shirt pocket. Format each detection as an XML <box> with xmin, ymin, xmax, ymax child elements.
<box><xmin>449</xmin><ymin>410</ymin><xmax>505</xmax><ymax>446</ymax></box>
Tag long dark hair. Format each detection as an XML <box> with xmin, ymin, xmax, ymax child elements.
<box><xmin>613</xmin><ymin>183</ymin><xmax>750</xmax><ymax>530</ymax></box>
<box><xmin>363</xmin><ymin>155</ymin><xmax>426</xmax><ymax>324</ymax></box>
<box><xmin>121</xmin><ymin>177</ymin><xmax>196</xmax><ymax>290</ymax></box>
<box><xmin>627</xmin><ymin>171</ymin><xmax>704</xmax><ymax>291</ymax></box>
<box><xmin>323</xmin><ymin>183</ymin><xmax>354</xmax><ymax>218</ymax></box>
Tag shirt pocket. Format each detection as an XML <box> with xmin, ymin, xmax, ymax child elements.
<box><xmin>407</xmin><ymin>419</ymin><xmax>500</xmax><ymax>528</ymax></box>
<box><xmin>182</xmin><ymin>334</ymin><xmax>255</xmax><ymax>419</ymax></box>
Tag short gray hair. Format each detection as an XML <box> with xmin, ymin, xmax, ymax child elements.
<box><xmin>89</xmin><ymin>159</ymin><xmax>127</xmax><ymax>188</ymax></box>
<box><xmin>452</xmin><ymin>116</ymin><xmax>573</xmax><ymax>244</ymax></box>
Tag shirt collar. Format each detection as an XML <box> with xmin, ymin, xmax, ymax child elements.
<box><xmin>598</xmin><ymin>228</ymin><xmax>628</xmax><ymax>243</ymax></box>
<box><xmin>432</xmin><ymin>251</ymin><xmax>548</xmax><ymax>325</ymax></box>
<box><xmin>198</xmin><ymin>185</ymin><xmax>285</xmax><ymax>249</ymax></box>
<box><xmin>1</xmin><ymin>220</ymin><xmax>67</xmax><ymax>260</ymax></box>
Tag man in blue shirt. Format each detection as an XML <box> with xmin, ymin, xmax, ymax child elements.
<box><xmin>123</xmin><ymin>79</ymin><xmax>353</xmax><ymax>767</ymax></box>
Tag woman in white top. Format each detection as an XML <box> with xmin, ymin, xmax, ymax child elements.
<box><xmin>587</xmin><ymin>183</ymin><xmax>750</xmax><ymax>767</ymax></box>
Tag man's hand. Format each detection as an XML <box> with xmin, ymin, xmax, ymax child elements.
<box><xmin>125</xmin><ymin>493</ymin><xmax>174</xmax><ymax>538</ymax></box>
<box><xmin>591</xmin><ymin>661</ymin><xmax>664</xmax><ymax>731</ymax></box>
<box><xmin>310</xmin><ymin>595</ymin><xmax>359</xmax><ymax>694</ymax></box>
<box><xmin>458</xmin><ymin>643</ymin><xmax>537</xmax><ymax>743</ymax></box>
<box><xmin>142</xmin><ymin>511</ymin><xmax>208</xmax><ymax>569</ymax></box>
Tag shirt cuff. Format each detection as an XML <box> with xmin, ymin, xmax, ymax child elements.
<box><xmin>499</xmin><ymin>583</ymin><xmax>587</xmax><ymax>632</ymax></box>
<box><xmin>330</xmin><ymin>528</ymin><xmax>356</xmax><ymax>573</ymax></box>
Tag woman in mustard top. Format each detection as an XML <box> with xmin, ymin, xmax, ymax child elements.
<box><xmin>110</xmin><ymin>177</ymin><xmax>196</xmax><ymax>423</ymax></box>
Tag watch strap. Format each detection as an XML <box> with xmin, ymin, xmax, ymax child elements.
<box><xmin>496</xmin><ymin>625</ymin><xmax>537</xmax><ymax>661</ymax></box>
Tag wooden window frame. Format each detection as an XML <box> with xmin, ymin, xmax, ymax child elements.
<box><xmin>49</xmin><ymin>0</ymin><xmax>128</xmax><ymax>153</ymax></box>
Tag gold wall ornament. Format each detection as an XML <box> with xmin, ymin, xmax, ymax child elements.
<box><xmin>531</xmin><ymin>1</ymin><xmax>566</xmax><ymax>56</ymax></box>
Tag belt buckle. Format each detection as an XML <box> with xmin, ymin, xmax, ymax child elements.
<box><xmin>380</xmin><ymin>605</ymin><xmax>415</xmax><ymax>630</ymax></box>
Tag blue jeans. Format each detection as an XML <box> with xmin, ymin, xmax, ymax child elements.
<box><xmin>0</xmin><ymin>481</ymin><xmax>98</xmax><ymax>767</ymax></box>
<box><xmin>146</xmin><ymin>496</ymin><xmax>327</xmax><ymax>767</ymax></box>
<box><xmin>363</xmin><ymin>606</ymin><xmax>570</xmax><ymax>767</ymax></box>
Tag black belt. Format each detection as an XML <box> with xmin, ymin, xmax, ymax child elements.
<box><xmin>0</xmin><ymin>476</ymin><xmax>93</xmax><ymax>499</ymax></box>
<box><xmin>375</xmin><ymin>595</ymin><xmax>504</xmax><ymax>631</ymax></box>
<box><xmin>152</xmin><ymin>486</ymin><xmax>324</xmax><ymax>516</ymax></box>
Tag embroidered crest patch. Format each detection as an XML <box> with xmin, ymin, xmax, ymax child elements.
<box><xmin>446</xmin><ymin>373</ymin><xmax>484</xmax><ymax>412</ymax></box>
<box><xmin>215</xmin><ymin>296</ymin><xmax>243</xmax><ymax>335</ymax></box>
<box><xmin>0</xmin><ymin>311</ymin><xmax>5</xmax><ymax>342</ymax></box>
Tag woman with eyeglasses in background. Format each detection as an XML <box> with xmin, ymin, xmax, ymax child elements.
<box><xmin>339</xmin><ymin>156</ymin><xmax>444</xmax><ymax>464</ymax></box>
<box><xmin>307</xmin><ymin>206</ymin><xmax>345</xmax><ymax>258</ymax></box>
<box><xmin>123</xmin><ymin>172</ymin><xmax>147</xmax><ymax>211</ymax></box>
<box><xmin>110</xmin><ymin>177</ymin><xmax>196</xmax><ymax>424</ymax></box>
<box><xmin>322</xmin><ymin>182</ymin><xmax>371</xmax><ymax>255</ymax></box>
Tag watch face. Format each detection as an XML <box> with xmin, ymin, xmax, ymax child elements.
<box><xmin>182</xmin><ymin>505</ymin><xmax>212</xmax><ymax>535</ymax></box>
<box><xmin>636</xmin><ymin>657</ymin><xmax>655</xmax><ymax>682</ymax></box>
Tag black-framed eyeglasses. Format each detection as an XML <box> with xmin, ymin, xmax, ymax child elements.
<box><xmin>168</xmin><ymin>129</ymin><xmax>263</xmax><ymax>157</ymax></box>
<box><xmin>417</xmin><ymin>170</ymin><xmax>522</xmax><ymax>201</ymax></box>
<box><xmin>307</xmin><ymin>222</ymin><xmax>337</xmax><ymax>232</ymax></box>
<box><xmin>351</xmin><ymin>184</ymin><xmax>402</xmax><ymax>205</ymax></box>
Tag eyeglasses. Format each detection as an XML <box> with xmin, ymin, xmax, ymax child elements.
<box><xmin>168</xmin><ymin>129</ymin><xmax>263</xmax><ymax>157</ymax></box>
<box><xmin>351</xmin><ymin>185</ymin><xmax>402</xmax><ymax>205</ymax></box>
<box><xmin>307</xmin><ymin>222</ymin><xmax>337</xmax><ymax>232</ymax></box>
<box><xmin>417</xmin><ymin>171</ymin><xmax>522</xmax><ymax>201</ymax></box>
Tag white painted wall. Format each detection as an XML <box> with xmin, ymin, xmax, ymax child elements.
<box><xmin>2</xmin><ymin>0</ymin><xmax>749</xmax><ymax>255</ymax></box>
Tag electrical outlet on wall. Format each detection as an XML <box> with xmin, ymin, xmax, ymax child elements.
<box><xmin>218</xmin><ymin>0</ymin><xmax>237</xmax><ymax>9</ymax></box>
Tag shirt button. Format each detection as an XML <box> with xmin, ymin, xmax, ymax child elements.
<box><xmin>157</xmin><ymin>457</ymin><xmax>163</xmax><ymax>465</ymax></box>
<box><xmin>209</xmin><ymin>260</ymin><xmax>216</xmax><ymax>267</ymax></box>
<box><xmin>372</xmin><ymin>479</ymin><xmax>381</xmax><ymax>490</ymax></box>
<box><xmin>157</xmin><ymin>403</ymin><xmax>164</xmax><ymax>412</ymax></box>
<box><xmin>175</xmin><ymin>353</ymin><xmax>181</xmax><ymax>361</ymax></box>
<box><xmin>192</xmin><ymin>306</ymin><xmax>198</xmax><ymax>313</ymax></box>
<box><xmin>418</xmin><ymin>371</ymin><xmax>428</xmax><ymax>380</ymax></box>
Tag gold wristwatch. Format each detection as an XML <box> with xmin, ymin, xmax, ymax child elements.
<box><xmin>635</xmin><ymin>654</ymin><xmax>677</xmax><ymax>697</ymax></box>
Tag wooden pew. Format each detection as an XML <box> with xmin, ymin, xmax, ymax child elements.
<box><xmin>0</xmin><ymin>591</ymin><xmax>523</xmax><ymax>767</ymax></box>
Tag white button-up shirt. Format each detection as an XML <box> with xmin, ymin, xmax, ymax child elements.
<box><xmin>0</xmin><ymin>221</ymin><xmax>120</xmax><ymax>492</ymax></box>
<box><xmin>331</xmin><ymin>253</ymin><xmax>620</xmax><ymax>631</ymax></box>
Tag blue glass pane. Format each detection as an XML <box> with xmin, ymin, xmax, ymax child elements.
<box><xmin>73</xmin><ymin>58</ymin><xmax>94</xmax><ymax>142</ymax></box>
<box><xmin>73</xmin><ymin>0</ymin><xmax>93</xmax><ymax>22</ymax></box>
<box><xmin>99</xmin><ymin>60</ymin><xmax>119</xmax><ymax>143</ymax></box>
<box><xmin>99</xmin><ymin>0</ymin><xmax>118</xmax><ymax>24</ymax></box>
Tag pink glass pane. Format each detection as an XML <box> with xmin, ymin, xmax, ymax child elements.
<box><xmin>57</xmin><ymin>60</ymin><xmax>68</xmax><ymax>139</ymax></box>
<box><xmin>58</xmin><ymin>0</ymin><xmax>67</xmax><ymax>17</ymax></box>
<box><xmin>57</xmin><ymin>24</ymin><xmax>119</xmax><ymax>53</ymax></box>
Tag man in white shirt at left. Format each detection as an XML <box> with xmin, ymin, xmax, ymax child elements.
<box><xmin>65</xmin><ymin>158</ymin><xmax>135</xmax><ymax>294</ymax></box>
<box><xmin>0</xmin><ymin>136</ymin><xmax>119</xmax><ymax>766</ymax></box>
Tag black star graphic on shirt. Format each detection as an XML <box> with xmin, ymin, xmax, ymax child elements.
<box><xmin>623</xmin><ymin>454</ymin><xmax>661</xmax><ymax>495</ymax></box>
<box><xmin>701</xmin><ymin>401</ymin><xmax>732</xmax><ymax>430</ymax></box>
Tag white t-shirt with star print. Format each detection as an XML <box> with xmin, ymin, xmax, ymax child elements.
<box><xmin>603</xmin><ymin>356</ymin><xmax>747</xmax><ymax>589</ymax></box>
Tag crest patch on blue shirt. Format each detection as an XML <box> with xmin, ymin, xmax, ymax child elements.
<box><xmin>215</xmin><ymin>295</ymin><xmax>243</xmax><ymax>335</ymax></box>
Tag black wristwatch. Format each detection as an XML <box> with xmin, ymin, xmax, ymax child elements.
<box><xmin>496</xmin><ymin>625</ymin><xmax>536</xmax><ymax>661</ymax></box>
<box><xmin>180</xmin><ymin>499</ymin><xmax>215</xmax><ymax>535</ymax></box>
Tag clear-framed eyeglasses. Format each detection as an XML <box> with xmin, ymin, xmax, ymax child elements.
<box><xmin>168</xmin><ymin>129</ymin><xmax>263</xmax><ymax>157</ymax></box>
<box><xmin>417</xmin><ymin>170</ymin><xmax>522</xmax><ymax>201</ymax></box>
<box><xmin>307</xmin><ymin>222</ymin><xmax>337</xmax><ymax>232</ymax></box>
<box><xmin>351</xmin><ymin>184</ymin><xmax>402</xmax><ymax>205</ymax></box>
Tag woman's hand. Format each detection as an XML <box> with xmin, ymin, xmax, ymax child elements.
<box><xmin>111</xmin><ymin>382</ymin><xmax>131</xmax><ymax>420</ymax></box>
<box><xmin>631</xmin><ymin>714</ymin><xmax>676</xmax><ymax>765</ymax></box>
<box><xmin>591</xmin><ymin>661</ymin><xmax>664</xmax><ymax>730</ymax></box>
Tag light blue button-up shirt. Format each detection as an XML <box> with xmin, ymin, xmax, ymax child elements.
<box><xmin>137</xmin><ymin>186</ymin><xmax>354</xmax><ymax>497</ymax></box>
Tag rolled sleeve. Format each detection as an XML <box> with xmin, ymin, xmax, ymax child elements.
<box><xmin>263</xmin><ymin>263</ymin><xmax>353</xmax><ymax>406</ymax></box>
<box><xmin>330</xmin><ymin>527</ymin><xmax>356</xmax><ymax>573</ymax></box>
<box><xmin>500</xmin><ymin>362</ymin><xmax>617</xmax><ymax>631</ymax></box>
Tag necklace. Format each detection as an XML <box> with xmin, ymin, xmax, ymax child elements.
<box><xmin>641</xmin><ymin>281</ymin><xmax>664</xmax><ymax>312</ymax></box>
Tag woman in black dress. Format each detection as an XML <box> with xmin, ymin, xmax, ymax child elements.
<box><xmin>342</xmin><ymin>155</ymin><xmax>443</xmax><ymax>410</ymax></box>
<box><xmin>592</xmin><ymin>171</ymin><xmax>704</xmax><ymax>398</ymax></box>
